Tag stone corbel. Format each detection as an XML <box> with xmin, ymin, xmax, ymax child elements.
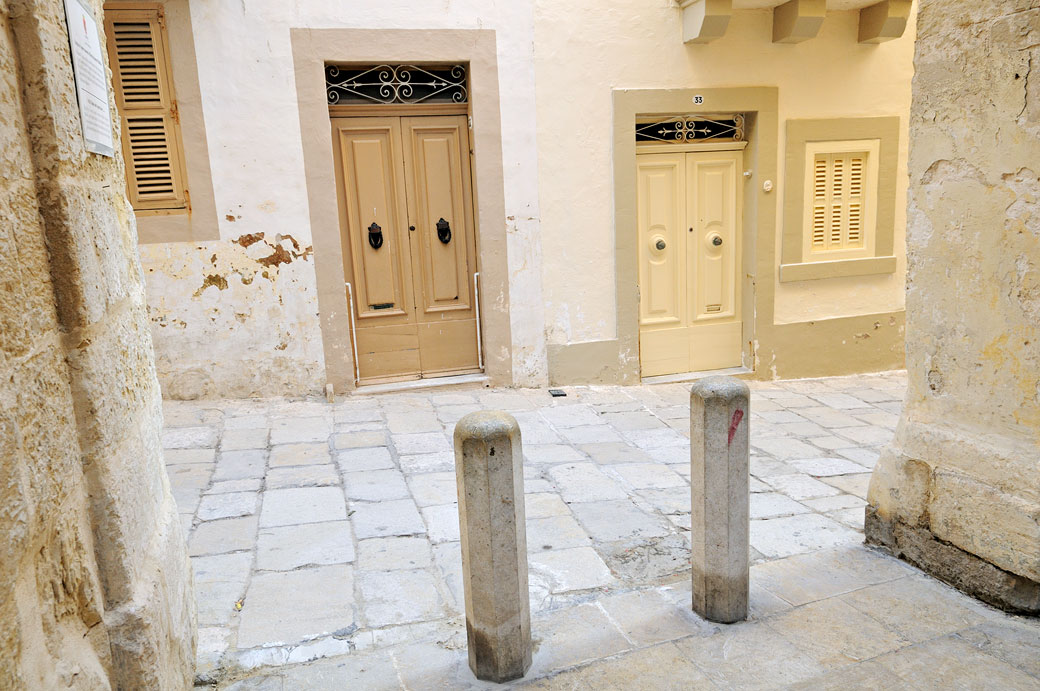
<box><xmin>858</xmin><ymin>0</ymin><xmax>912</xmax><ymax>44</ymax></box>
<box><xmin>678</xmin><ymin>0</ymin><xmax>732</xmax><ymax>45</ymax></box>
<box><xmin>772</xmin><ymin>0</ymin><xmax>826</xmax><ymax>44</ymax></box>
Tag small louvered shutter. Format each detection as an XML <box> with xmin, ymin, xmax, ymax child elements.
<box><xmin>104</xmin><ymin>4</ymin><xmax>187</xmax><ymax>211</ymax></box>
<box><xmin>811</xmin><ymin>151</ymin><xmax>867</xmax><ymax>251</ymax></box>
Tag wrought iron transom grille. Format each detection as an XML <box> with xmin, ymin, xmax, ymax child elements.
<box><xmin>636</xmin><ymin>114</ymin><xmax>744</xmax><ymax>143</ymax></box>
<box><xmin>326</xmin><ymin>63</ymin><xmax>468</xmax><ymax>105</ymax></box>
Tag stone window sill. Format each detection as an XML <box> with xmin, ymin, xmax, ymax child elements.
<box><xmin>779</xmin><ymin>255</ymin><xmax>897</xmax><ymax>282</ymax></box>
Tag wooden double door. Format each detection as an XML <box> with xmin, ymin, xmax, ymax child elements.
<box><xmin>333</xmin><ymin>115</ymin><xmax>480</xmax><ymax>384</ymax></box>
<box><xmin>637</xmin><ymin>149</ymin><xmax>743</xmax><ymax>377</ymax></box>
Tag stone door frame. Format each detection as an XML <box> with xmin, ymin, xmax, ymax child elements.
<box><xmin>291</xmin><ymin>28</ymin><xmax>513</xmax><ymax>391</ymax></box>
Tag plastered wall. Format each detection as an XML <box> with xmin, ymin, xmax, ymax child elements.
<box><xmin>143</xmin><ymin>1</ymin><xmax>916</xmax><ymax>394</ymax></box>
<box><xmin>1</xmin><ymin>0</ymin><xmax>195</xmax><ymax>685</ymax></box>
<box><xmin>141</xmin><ymin>0</ymin><xmax>547</xmax><ymax>397</ymax></box>
<box><xmin>140</xmin><ymin>236</ymin><xmax>324</xmax><ymax>399</ymax></box>
<box><xmin>535</xmin><ymin>2</ymin><xmax>915</xmax><ymax>377</ymax></box>
<box><xmin>866</xmin><ymin>0</ymin><xmax>1040</xmax><ymax>612</ymax></box>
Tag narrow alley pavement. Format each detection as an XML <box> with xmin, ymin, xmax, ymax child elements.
<box><xmin>162</xmin><ymin>372</ymin><xmax>1040</xmax><ymax>689</ymax></box>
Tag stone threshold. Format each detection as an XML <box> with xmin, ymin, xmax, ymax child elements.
<box><xmin>350</xmin><ymin>373</ymin><xmax>489</xmax><ymax>396</ymax></box>
<box><xmin>641</xmin><ymin>366</ymin><xmax>753</xmax><ymax>386</ymax></box>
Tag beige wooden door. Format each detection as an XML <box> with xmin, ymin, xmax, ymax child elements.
<box><xmin>637</xmin><ymin>149</ymin><xmax>742</xmax><ymax>377</ymax></box>
<box><xmin>332</xmin><ymin>115</ymin><xmax>480</xmax><ymax>383</ymax></box>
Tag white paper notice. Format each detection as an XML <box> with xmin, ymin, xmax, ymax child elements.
<box><xmin>63</xmin><ymin>0</ymin><xmax>114</xmax><ymax>156</ymax></box>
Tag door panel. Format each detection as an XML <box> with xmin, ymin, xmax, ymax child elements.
<box><xmin>355</xmin><ymin>324</ymin><xmax>421</xmax><ymax>380</ymax></box>
<box><xmin>637</xmin><ymin>154</ymin><xmax>685</xmax><ymax>328</ymax></box>
<box><xmin>402</xmin><ymin>116</ymin><xmax>475</xmax><ymax>317</ymax></box>
<box><xmin>687</xmin><ymin>321</ymin><xmax>742</xmax><ymax>372</ymax></box>
<box><xmin>333</xmin><ymin>116</ymin><xmax>419</xmax><ymax>383</ymax></box>
<box><xmin>416</xmin><ymin>319</ymin><xmax>479</xmax><ymax>374</ymax></box>
<box><xmin>333</xmin><ymin>117</ymin><xmax>413</xmax><ymax>322</ymax></box>
<box><xmin>640</xmin><ymin>328</ymin><xmax>696</xmax><ymax>378</ymax></box>
<box><xmin>638</xmin><ymin>149</ymin><xmax>743</xmax><ymax>377</ymax></box>
<box><xmin>688</xmin><ymin>155</ymin><xmax>738</xmax><ymax>322</ymax></box>
<box><xmin>401</xmin><ymin>115</ymin><xmax>479</xmax><ymax>377</ymax></box>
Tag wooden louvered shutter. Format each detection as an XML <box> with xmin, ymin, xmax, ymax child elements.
<box><xmin>104</xmin><ymin>4</ymin><xmax>188</xmax><ymax>212</ymax></box>
<box><xmin>810</xmin><ymin>151</ymin><xmax>867</xmax><ymax>252</ymax></box>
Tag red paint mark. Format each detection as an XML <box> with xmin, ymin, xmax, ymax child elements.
<box><xmin>728</xmin><ymin>409</ymin><xmax>744</xmax><ymax>445</ymax></box>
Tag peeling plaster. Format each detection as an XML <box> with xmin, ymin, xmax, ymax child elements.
<box><xmin>140</xmin><ymin>233</ymin><xmax>324</xmax><ymax>399</ymax></box>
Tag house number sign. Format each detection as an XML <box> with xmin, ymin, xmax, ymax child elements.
<box><xmin>693</xmin><ymin>95</ymin><xmax>705</xmax><ymax>105</ymax></box>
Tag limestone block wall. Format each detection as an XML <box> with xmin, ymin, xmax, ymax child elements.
<box><xmin>1</xmin><ymin>0</ymin><xmax>196</xmax><ymax>686</ymax></box>
<box><xmin>866</xmin><ymin>0</ymin><xmax>1040</xmax><ymax>613</ymax></box>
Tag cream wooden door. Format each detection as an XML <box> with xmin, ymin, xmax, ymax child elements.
<box><xmin>637</xmin><ymin>149</ymin><xmax>742</xmax><ymax>377</ymax></box>
<box><xmin>332</xmin><ymin>115</ymin><xmax>479</xmax><ymax>383</ymax></box>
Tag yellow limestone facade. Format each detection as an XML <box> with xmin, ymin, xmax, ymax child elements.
<box><xmin>1</xmin><ymin>0</ymin><xmax>196</xmax><ymax>686</ymax></box>
<box><xmin>866</xmin><ymin>0</ymin><xmax>1040</xmax><ymax>613</ymax></box>
<box><xmin>538</xmin><ymin>1</ymin><xmax>916</xmax><ymax>384</ymax></box>
<box><xmin>113</xmin><ymin>0</ymin><xmax>915</xmax><ymax>397</ymax></box>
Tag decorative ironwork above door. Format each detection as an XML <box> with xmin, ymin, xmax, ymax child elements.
<box><xmin>636</xmin><ymin>114</ymin><xmax>744</xmax><ymax>143</ymax></box>
<box><xmin>326</xmin><ymin>64</ymin><xmax>468</xmax><ymax>105</ymax></box>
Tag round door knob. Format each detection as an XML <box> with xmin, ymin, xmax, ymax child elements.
<box><xmin>712</xmin><ymin>236</ymin><xmax>723</xmax><ymax>246</ymax></box>
<box><xmin>655</xmin><ymin>239</ymin><xmax>666</xmax><ymax>250</ymax></box>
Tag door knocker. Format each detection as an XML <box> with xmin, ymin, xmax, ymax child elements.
<box><xmin>367</xmin><ymin>222</ymin><xmax>383</xmax><ymax>249</ymax></box>
<box><xmin>436</xmin><ymin>218</ymin><xmax>452</xmax><ymax>244</ymax></box>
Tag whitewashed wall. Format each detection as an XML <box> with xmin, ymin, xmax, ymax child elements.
<box><xmin>142</xmin><ymin>0</ymin><xmax>546</xmax><ymax>397</ymax></box>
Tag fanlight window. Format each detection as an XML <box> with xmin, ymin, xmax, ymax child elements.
<box><xmin>326</xmin><ymin>64</ymin><xmax>468</xmax><ymax>105</ymax></box>
<box><xmin>636</xmin><ymin>114</ymin><xmax>744</xmax><ymax>143</ymax></box>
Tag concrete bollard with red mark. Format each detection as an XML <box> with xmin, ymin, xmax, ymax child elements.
<box><xmin>689</xmin><ymin>376</ymin><xmax>750</xmax><ymax>623</ymax></box>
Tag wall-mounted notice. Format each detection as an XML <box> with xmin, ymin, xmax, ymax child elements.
<box><xmin>63</xmin><ymin>0</ymin><xmax>114</xmax><ymax>156</ymax></box>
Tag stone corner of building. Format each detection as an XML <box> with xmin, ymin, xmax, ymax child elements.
<box><xmin>105</xmin><ymin>500</ymin><xmax>197</xmax><ymax>690</ymax></box>
<box><xmin>864</xmin><ymin>505</ymin><xmax>1040</xmax><ymax>615</ymax></box>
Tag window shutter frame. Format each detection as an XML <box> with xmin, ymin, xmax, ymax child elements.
<box><xmin>801</xmin><ymin>139</ymin><xmax>879</xmax><ymax>262</ymax></box>
<box><xmin>811</xmin><ymin>152</ymin><xmax>868</xmax><ymax>252</ymax></box>
<box><xmin>104</xmin><ymin>3</ymin><xmax>189</xmax><ymax>213</ymax></box>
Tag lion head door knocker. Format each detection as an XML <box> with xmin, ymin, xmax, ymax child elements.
<box><xmin>436</xmin><ymin>217</ymin><xmax>452</xmax><ymax>244</ymax></box>
<box><xmin>367</xmin><ymin>221</ymin><xmax>383</xmax><ymax>249</ymax></box>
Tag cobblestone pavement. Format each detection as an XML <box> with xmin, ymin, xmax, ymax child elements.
<box><xmin>163</xmin><ymin>372</ymin><xmax>1040</xmax><ymax>689</ymax></box>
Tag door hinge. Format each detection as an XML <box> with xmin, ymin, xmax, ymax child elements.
<box><xmin>170</xmin><ymin>100</ymin><xmax>179</xmax><ymax>124</ymax></box>
<box><xmin>157</xmin><ymin>7</ymin><xmax>166</xmax><ymax>30</ymax></box>
<box><xmin>467</xmin><ymin>115</ymin><xmax>473</xmax><ymax>129</ymax></box>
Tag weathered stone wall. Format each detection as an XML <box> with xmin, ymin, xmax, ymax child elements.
<box><xmin>1</xmin><ymin>0</ymin><xmax>196</xmax><ymax>686</ymax></box>
<box><xmin>866</xmin><ymin>0</ymin><xmax>1040</xmax><ymax>613</ymax></box>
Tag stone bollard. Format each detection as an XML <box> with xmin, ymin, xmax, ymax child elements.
<box><xmin>454</xmin><ymin>411</ymin><xmax>532</xmax><ymax>682</ymax></box>
<box><xmin>689</xmin><ymin>376</ymin><xmax>750</xmax><ymax>624</ymax></box>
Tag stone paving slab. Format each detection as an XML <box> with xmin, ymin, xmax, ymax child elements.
<box><xmin>162</xmin><ymin>372</ymin><xmax>1040</xmax><ymax>689</ymax></box>
<box><xmin>255</xmin><ymin>520</ymin><xmax>355</xmax><ymax>571</ymax></box>
<box><xmin>190</xmin><ymin>516</ymin><xmax>259</xmax><ymax>557</ymax></box>
<box><xmin>236</xmin><ymin>565</ymin><xmax>356</xmax><ymax>649</ymax></box>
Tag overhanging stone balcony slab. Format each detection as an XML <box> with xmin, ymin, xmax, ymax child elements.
<box><xmin>675</xmin><ymin>0</ymin><xmax>912</xmax><ymax>45</ymax></box>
